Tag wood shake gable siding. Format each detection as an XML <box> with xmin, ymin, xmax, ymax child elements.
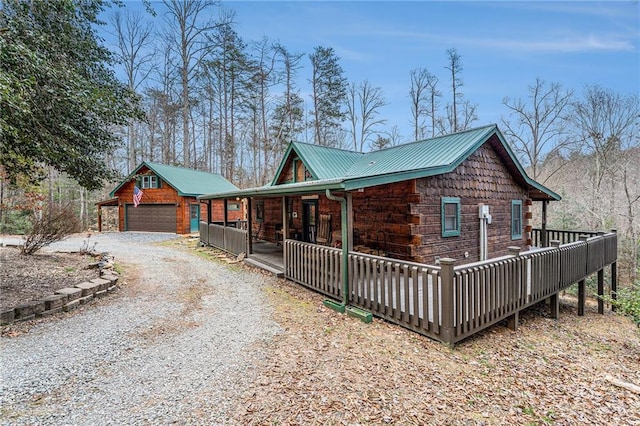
<box><xmin>411</xmin><ymin>143</ymin><xmax>529</xmax><ymax>264</ymax></box>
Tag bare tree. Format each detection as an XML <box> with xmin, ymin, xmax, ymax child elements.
<box><xmin>571</xmin><ymin>85</ymin><xmax>639</xmax><ymax>230</ymax></box>
<box><xmin>621</xmin><ymin>155</ymin><xmax>640</xmax><ymax>283</ymax></box>
<box><xmin>163</xmin><ymin>0</ymin><xmax>221</xmax><ymax>168</ymax></box>
<box><xmin>111</xmin><ymin>9</ymin><xmax>154</xmax><ymax>173</ymax></box>
<box><xmin>445</xmin><ymin>48</ymin><xmax>463</xmax><ymax>132</ymax></box>
<box><xmin>346</xmin><ymin>82</ymin><xmax>358</xmax><ymax>150</ymax></box>
<box><xmin>357</xmin><ymin>80</ymin><xmax>387</xmax><ymax>152</ymax></box>
<box><xmin>346</xmin><ymin>81</ymin><xmax>387</xmax><ymax>152</ymax></box>
<box><xmin>501</xmin><ymin>78</ymin><xmax>574</xmax><ymax>182</ymax></box>
<box><xmin>409</xmin><ymin>68</ymin><xmax>429</xmax><ymax>141</ymax></box>
<box><xmin>425</xmin><ymin>72</ymin><xmax>440</xmax><ymax>137</ymax></box>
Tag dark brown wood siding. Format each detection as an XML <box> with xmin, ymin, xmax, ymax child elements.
<box><xmin>411</xmin><ymin>143</ymin><xmax>529</xmax><ymax>264</ymax></box>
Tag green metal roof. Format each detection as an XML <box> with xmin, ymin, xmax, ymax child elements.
<box><xmin>292</xmin><ymin>142</ymin><xmax>364</xmax><ymax>180</ymax></box>
<box><xmin>270</xmin><ymin>142</ymin><xmax>363</xmax><ymax>184</ymax></box>
<box><xmin>200</xmin><ymin>124</ymin><xmax>560</xmax><ymax>201</ymax></box>
<box><xmin>344</xmin><ymin>125</ymin><xmax>495</xmax><ymax>180</ymax></box>
<box><xmin>110</xmin><ymin>162</ymin><xmax>238</xmax><ymax>197</ymax></box>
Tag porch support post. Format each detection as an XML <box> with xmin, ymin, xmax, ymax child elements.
<box><xmin>325</xmin><ymin>190</ymin><xmax>349</xmax><ymax>307</ymax></box>
<box><xmin>346</xmin><ymin>193</ymin><xmax>353</xmax><ymax>251</ymax></box>
<box><xmin>439</xmin><ymin>258</ymin><xmax>456</xmax><ymax>347</ymax></box>
<box><xmin>578</xmin><ymin>279</ymin><xmax>586</xmax><ymax>316</ymax></box>
<box><xmin>282</xmin><ymin>196</ymin><xmax>288</xmax><ymax>241</ymax></box>
<box><xmin>207</xmin><ymin>200</ymin><xmax>212</xmax><ymax>224</ymax></box>
<box><xmin>97</xmin><ymin>206</ymin><xmax>102</xmax><ymax>232</ymax></box>
<box><xmin>597</xmin><ymin>269</ymin><xmax>604</xmax><ymax>314</ymax></box>
<box><xmin>541</xmin><ymin>200</ymin><xmax>548</xmax><ymax>247</ymax></box>
<box><xmin>247</xmin><ymin>198</ymin><xmax>253</xmax><ymax>255</ymax></box>
<box><xmin>223</xmin><ymin>199</ymin><xmax>228</xmax><ymax>227</ymax></box>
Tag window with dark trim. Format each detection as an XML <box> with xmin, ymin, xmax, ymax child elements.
<box><xmin>227</xmin><ymin>202</ymin><xmax>240</xmax><ymax>211</ymax></box>
<box><xmin>512</xmin><ymin>200</ymin><xmax>523</xmax><ymax>239</ymax></box>
<box><xmin>441</xmin><ymin>197</ymin><xmax>461</xmax><ymax>237</ymax></box>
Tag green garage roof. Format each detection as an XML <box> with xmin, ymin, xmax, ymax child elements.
<box><xmin>110</xmin><ymin>162</ymin><xmax>238</xmax><ymax>197</ymax></box>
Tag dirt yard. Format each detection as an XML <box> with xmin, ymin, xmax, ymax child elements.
<box><xmin>0</xmin><ymin>246</ymin><xmax>99</xmax><ymax>312</ymax></box>
<box><xmin>232</xmin><ymin>277</ymin><xmax>640</xmax><ymax>424</ymax></box>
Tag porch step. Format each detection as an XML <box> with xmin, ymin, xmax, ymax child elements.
<box><xmin>244</xmin><ymin>257</ymin><xmax>284</xmax><ymax>278</ymax></box>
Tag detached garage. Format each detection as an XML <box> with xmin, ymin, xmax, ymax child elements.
<box><xmin>103</xmin><ymin>162</ymin><xmax>238</xmax><ymax>234</ymax></box>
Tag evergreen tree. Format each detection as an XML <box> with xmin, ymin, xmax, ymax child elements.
<box><xmin>0</xmin><ymin>0</ymin><xmax>141</xmax><ymax>190</ymax></box>
<box><xmin>309</xmin><ymin>46</ymin><xmax>347</xmax><ymax>147</ymax></box>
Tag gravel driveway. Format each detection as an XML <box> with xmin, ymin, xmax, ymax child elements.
<box><xmin>0</xmin><ymin>232</ymin><xmax>281</xmax><ymax>425</ymax></box>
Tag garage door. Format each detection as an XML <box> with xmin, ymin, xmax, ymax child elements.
<box><xmin>126</xmin><ymin>204</ymin><xmax>176</xmax><ymax>232</ymax></box>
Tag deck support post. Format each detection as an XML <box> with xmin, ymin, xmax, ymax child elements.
<box><xmin>597</xmin><ymin>269</ymin><xmax>604</xmax><ymax>314</ymax></box>
<box><xmin>549</xmin><ymin>293</ymin><xmax>559</xmax><ymax>319</ymax></box>
<box><xmin>506</xmin><ymin>311</ymin><xmax>519</xmax><ymax>331</ymax></box>
<box><xmin>578</xmin><ymin>279</ymin><xmax>586</xmax><ymax>316</ymax></box>
<box><xmin>247</xmin><ymin>198</ymin><xmax>253</xmax><ymax>255</ymax></box>
<box><xmin>439</xmin><ymin>258</ymin><xmax>456</xmax><ymax>347</ymax></box>
<box><xmin>611</xmin><ymin>261</ymin><xmax>617</xmax><ymax>312</ymax></box>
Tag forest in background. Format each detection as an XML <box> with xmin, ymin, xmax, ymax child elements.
<box><xmin>0</xmin><ymin>1</ymin><xmax>638</xmax><ymax>286</ymax></box>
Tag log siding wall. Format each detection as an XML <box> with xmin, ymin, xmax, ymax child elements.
<box><xmin>251</xmin><ymin>142</ymin><xmax>532</xmax><ymax>264</ymax></box>
<box><xmin>116</xmin><ymin>177</ymin><xmax>195</xmax><ymax>234</ymax></box>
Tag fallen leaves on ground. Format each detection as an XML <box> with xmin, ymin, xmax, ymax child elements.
<box><xmin>230</xmin><ymin>277</ymin><xmax>640</xmax><ymax>425</ymax></box>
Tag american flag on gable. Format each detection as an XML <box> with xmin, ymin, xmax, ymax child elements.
<box><xmin>133</xmin><ymin>185</ymin><xmax>143</xmax><ymax>207</ymax></box>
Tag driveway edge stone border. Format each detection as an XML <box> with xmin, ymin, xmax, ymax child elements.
<box><xmin>0</xmin><ymin>253</ymin><xmax>120</xmax><ymax>325</ymax></box>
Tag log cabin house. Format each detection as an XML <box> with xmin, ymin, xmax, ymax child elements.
<box><xmin>200</xmin><ymin>124</ymin><xmax>560</xmax><ymax>263</ymax></box>
<box><xmin>101</xmin><ymin>162</ymin><xmax>240</xmax><ymax>234</ymax></box>
<box><xmin>199</xmin><ymin>125</ymin><xmax>618</xmax><ymax>345</ymax></box>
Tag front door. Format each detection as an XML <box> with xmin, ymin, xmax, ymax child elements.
<box><xmin>302</xmin><ymin>200</ymin><xmax>318</xmax><ymax>243</ymax></box>
<box><xmin>190</xmin><ymin>204</ymin><xmax>200</xmax><ymax>233</ymax></box>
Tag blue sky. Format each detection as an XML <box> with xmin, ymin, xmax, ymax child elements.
<box><xmin>110</xmin><ymin>1</ymin><xmax>639</xmax><ymax>144</ymax></box>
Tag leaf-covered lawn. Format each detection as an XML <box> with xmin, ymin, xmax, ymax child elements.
<box><xmin>232</xmin><ymin>277</ymin><xmax>640</xmax><ymax>425</ymax></box>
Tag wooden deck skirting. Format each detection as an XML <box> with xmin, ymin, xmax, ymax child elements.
<box><xmin>284</xmin><ymin>232</ymin><xmax>618</xmax><ymax>346</ymax></box>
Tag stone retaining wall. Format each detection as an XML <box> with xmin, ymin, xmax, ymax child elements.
<box><xmin>0</xmin><ymin>253</ymin><xmax>120</xmax><ymax>325</ymax></box>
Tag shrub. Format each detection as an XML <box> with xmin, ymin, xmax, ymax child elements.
<box><xmin>603</xmin><ymin>283</ymin><xmax>640</xmax><ymax>327</ymax></box>
<box><xmin>20</xmin><ymin>204</ymin><xmax>81</xmax><ymax>255</ymax></box>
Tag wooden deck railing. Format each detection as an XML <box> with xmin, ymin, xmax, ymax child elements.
<box><xmin>531</xmin><ymin>228</ymin><xmax>601</xmax><ymax>246</ymax></box>
<box><xmin>200</xmin><ymin>221</ymin><xmax>247</xmax><ymax>256</ymax></box>
<box><xmin>284</xmin><ymin>240</ymin><xmax>342</xmax><ymax>298</ymax></box>
<box><xmin>348</xmin><ymin>252</ymin><xmax>442</xmax><ymax>338</ymax></box>
<box><xmin>284</xmin><ymin>232</ymin><xmax>618</xmax><ymax>345</ymax></box>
